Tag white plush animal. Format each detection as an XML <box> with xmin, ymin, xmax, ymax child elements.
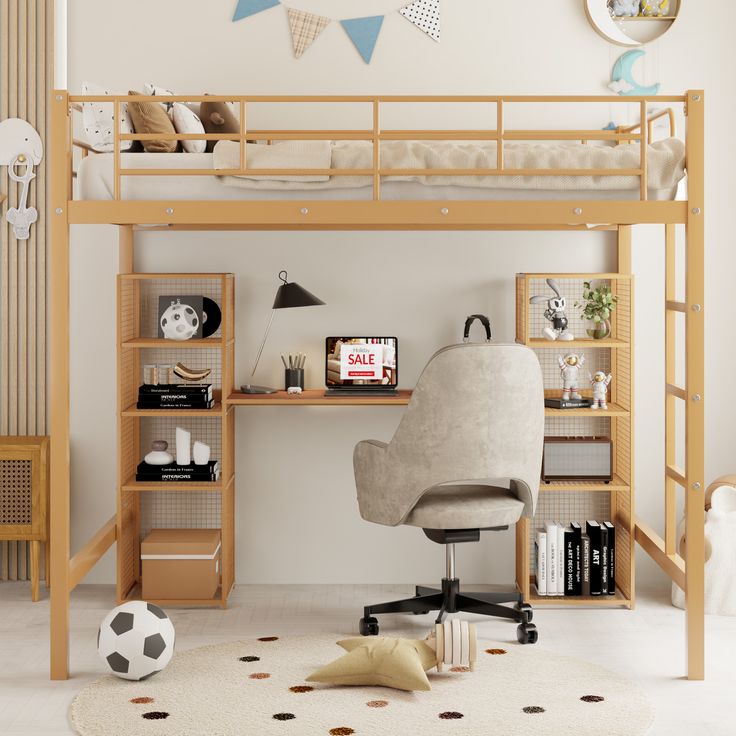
<box><xmin>672</xmin><ymin>480</ymin><xmax>736</xmax><ymax>615</ymax></box>
<box><xmin>641</xmin><ymin>0</ymin><xmax>670</xmax><ymax>17</ymax></box>
<box><xmin>609</xmin><ymin>0</ymin><xmax>639</xmax><ymax>17</ymax></box>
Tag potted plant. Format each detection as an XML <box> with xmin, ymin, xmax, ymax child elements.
<box><xmin>575</xmin><ymin>281</ymin><xmax>618</xmax><ymax>339</ymax></box>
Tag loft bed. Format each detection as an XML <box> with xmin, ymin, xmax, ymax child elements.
<box><xmin>49</xmin><ymin>92</ymin><xmax>705</xmax><ymax>682</ymax></box>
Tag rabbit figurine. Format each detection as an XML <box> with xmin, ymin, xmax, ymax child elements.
<box><xmin>641</xmin><ymin>0</ymin><xmax>670</xmax><ymax>16</ymax></box>
<box><xmin>529</xmin><ymin>278</ymin><xmax>574</xmax><ymax>341</ymax></box>
<box><xmin>609</xmin><ymin>0</ymin><xmax>640</xmax><ymax>17</ymax></box>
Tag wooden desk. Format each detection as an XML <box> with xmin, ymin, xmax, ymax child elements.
<box><xmin>227</xmin><ymin>389</ymin><xmax>412</xmax><ymax>406</ymax></box>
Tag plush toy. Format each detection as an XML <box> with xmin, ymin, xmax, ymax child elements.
<box><xmin>641</xmin><ymin>0</ymin><xmax>670</xmax><ymax>16</ymax></box>
<box><xmin>609</xmin><ymin>0</ymin><xmax>639</xmax><ymax>17</ymax></box>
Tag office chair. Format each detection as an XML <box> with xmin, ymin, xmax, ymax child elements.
<box><xmin>353</xmin><ymin>342</ymin><xmax>544</xmax><ymax>644</ymax></box>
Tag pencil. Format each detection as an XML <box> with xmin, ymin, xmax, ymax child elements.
<box><xmin>281</xmin><ymin>354</ymin><xmax>287</xmax><ymax>369</ymax></box>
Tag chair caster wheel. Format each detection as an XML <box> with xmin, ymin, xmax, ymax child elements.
<box><xmin>359</xmin><ymin>616</ymin><xmax>379</xmax><ymax>636</ymax></box>
<box><xmin>412</xmin><ymin>610</ymin><xmax>431</xmax><ymax>615</ymax></box>
<box><xmin>517</xmin><ymin>622</ymin><xmax>538</xmax><ymax>645</ymax></box>
<box><xmin>515</xmin><ymin>602</ymin><xmax>533</xmax><ymax>623</ymax></box>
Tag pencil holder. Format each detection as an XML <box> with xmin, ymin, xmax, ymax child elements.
<box><xmin>285</xmin><ymin>368</ymin><xmax>304</xmax><ymax>390</ymax></box>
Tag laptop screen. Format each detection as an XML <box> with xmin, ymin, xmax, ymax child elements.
<box><xmin>325</xmin><ymin>337</ymin><xmax>398</xmax><ymax>388</ymax></box>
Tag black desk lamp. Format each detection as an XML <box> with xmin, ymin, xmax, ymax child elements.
<box><xmin>241</xmin><ymin>270</ymin><xmax>325</xmax><ymax>394</ymax></box>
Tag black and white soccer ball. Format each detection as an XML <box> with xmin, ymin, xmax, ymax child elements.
<box><xmin>160</xmin><ymin>301</ymin><xmax>199</xmax><ymax>341</ymax></box>
<box><xmin>97</xmin><ymin>601</ymin><xmax>175</xmax><ymax>680</ymax></box>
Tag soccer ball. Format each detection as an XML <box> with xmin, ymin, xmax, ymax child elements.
<box><xmin>97</xmin><ymin>601</ymin><xmax>176</xmax><ymax>680</ymax></box>
<box><xmin>160</xmin><ymin>301</ymin><xmax>199</xmax><ymax>341</ymax></box>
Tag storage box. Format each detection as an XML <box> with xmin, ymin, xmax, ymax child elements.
<box><xmin>141</xmin><ymin>528</ymin><xmax>221</xmax><ymax>600</ymax></box>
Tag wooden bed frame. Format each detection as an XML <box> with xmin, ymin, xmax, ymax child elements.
<box><xmin>48</xmin><ymin>91</ymin><xmax>705</xmax><ymax>681</ymax></box>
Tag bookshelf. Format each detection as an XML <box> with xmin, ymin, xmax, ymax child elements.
<box><xmin>117</xmin><ymin>273</ymin><xmax>235</xmax><ymax>608</ymax></box>
<box><xmin>515</xmin><ymin>273</ymin><xmax>634</xmax><ymax>608</ymax></box>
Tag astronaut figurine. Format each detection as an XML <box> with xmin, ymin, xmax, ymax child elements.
<box><xmin>558</xmin><ymin>353</ymin><xmax>585</xmax><ymax>400</ymax></box>
<box><xmin>590</xmin><ymin>371</ymin><xmax>613</xmax><ymax>410</ymax></box>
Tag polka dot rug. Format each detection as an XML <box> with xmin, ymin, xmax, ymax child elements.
<box><xmin>70</xmin><ymin>634</ymin><xmax>654</xmax><ymax>735</ymax></box>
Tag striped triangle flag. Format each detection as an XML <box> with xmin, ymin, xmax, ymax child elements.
<box><xmin>287</xmin><ymin>8</ymin><xmax>331</xmax><ymax>58</ymax></box>
<box><xmin>232</xmin><ymin>0</ymin><xmax>280</xmax><ymax>22</ymax></box>
<box><xmin>340</xmin><ymin>15</ymin><xmax>384</xmax><ymax>64</ymax></box>
<box><xmin>399</xmin><ymin>0</ymin><xmax>440</xmax><ymax>42</ymax></box>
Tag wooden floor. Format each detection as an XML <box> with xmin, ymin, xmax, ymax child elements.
<box><xmin>0</xmin><ymin>583</ymin><xmax>731</xmax><ymax>735</ymax></box>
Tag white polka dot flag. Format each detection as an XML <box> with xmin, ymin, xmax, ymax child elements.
<box><xmin>399</xmin><ymin>0</ymin><xmax>440</xmax><ymax>43</ymax></box>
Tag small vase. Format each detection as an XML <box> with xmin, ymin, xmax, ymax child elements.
<box><xmin>586</xmin><ymin>318</ymin><xmax>611</xmax><ymax>340</ymax></box>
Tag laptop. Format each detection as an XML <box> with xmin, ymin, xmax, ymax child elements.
<box><xmin>324</xmin><ymin>337</ymin><xmax>398</xmax><ymax>396</ymax></box>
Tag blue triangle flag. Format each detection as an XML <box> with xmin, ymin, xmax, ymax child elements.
<box><xmin>340</xmin><ymin>15</ymin><xmax>384</xmax><ymax>64</ymax></box>
<box><xmin>232</xmin><ymin>0</ymin><xmax>280</xmax><ymax>22</ymax></box>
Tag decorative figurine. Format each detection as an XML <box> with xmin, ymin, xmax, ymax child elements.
<box><xmin>590</xmin><ymin>370</ymin><xmax>613</xmax><ymax>410</ymax></box>
<box><xmin>287</xmin><ymin>386</ymin><xmax>303</xmax><ymax>395</ymax></box>
<box><xmin>559</xmin><ymin>353</ymin><xmax>585</xmax><ymax>400</ymax></box>
<box><xmin>641</xmin><ymin>0</ymin><xmax>670</xmax><ymax>17</ymax></box>
<box><xmin>144</xmin><ymin>440</ymin><xmax>174</xmax><ymax>465</ymax></box>
<box><xmin>175</xmin><ymin>426</ymin><xmax>191</xmax><ymax>465</ymax></box>
<box><xmin>192</xmin><ymin>440</ymin><xmax>211</xmax><ymax>465</ymax></box>
<box><xmin>609</xmin><ymin>0</ymin><xmax>639</xmax><ymax>17</ymax></box>
<box><xmin>530</xmin><ymin>278</ymin><xmax>574</xmax><ymax>341</ymax></box>
<box><xmin>160</xmin><ymin>299</ymin><xmax>200</xmax><ymax>341</ymax></box>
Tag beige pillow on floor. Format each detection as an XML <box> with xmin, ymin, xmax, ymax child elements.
<box><xmin>306</xmin><ymin>637</ymin><xmax>437</xmax><ymax>692</ymax></box>
<box><xmin>127</xmin><ymin>91</ymin><xmax>178</xmax><ymax>153</ymax></box>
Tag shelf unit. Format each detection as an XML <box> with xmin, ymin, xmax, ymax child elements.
<box><xmin>117</xmin><ymin>273</ymin><xmax>235</xmax><ymax>608</ymax></box>
<box><xmin>515</xmin><ymin>273</ymin><xmax>633</xmax><ymax>608</ymax></box>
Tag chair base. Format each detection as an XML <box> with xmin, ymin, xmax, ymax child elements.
<box><xmin>360</xmin><ymin>578</ymin><xmax>537</xmax><ymax>643</ymax></box>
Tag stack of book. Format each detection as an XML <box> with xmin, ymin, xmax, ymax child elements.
<box><xmin>137</xmin><ymin>384</ymin><xmax>214</xmax><ymax>410</ymax></box>
<box><xmin>544</xmin><ymin>396</ymin><xmax>593</xmax><ymax>409</ymax></box>
<box><xmin>534</xmin><ymin>520</ymin><xmax>615</xmax><ymax>597</ymax></box>
<box><xmin>135</xmin><ymin>460</ymin><xmax>220</xmax><ymax>483</ymax></box>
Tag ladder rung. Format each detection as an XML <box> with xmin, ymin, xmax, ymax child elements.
<box><xmin>666</xmin><ymin>300</ymin><xmax>687</xmax><ymax>313</ymax></box>
<box><xmin>666</xmin><ymin>383</ymin><xmax>687</xmax><ymax>400</ymax></box>
<box><xmin>666</xmin><ymin>464</ymin><xmax>686</xmax><ymax>487</ymax></box>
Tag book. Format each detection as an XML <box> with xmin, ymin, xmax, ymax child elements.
<box><xmin>136</xmin><ymin>398</ymin><xmax>215</xmax><ymax>410</ymax></box>
<box><xmin>139</xmin><ymin>383</ymin><xmax>212</xmax><ymax>396</ymax></box>
<box><xmin>570</xmin><ymin>521</ymin><xmax>582</xmax><ymax>595</ymax></box>
<box><xmin>544</xmin><ymin>397</ymin><xmax>593</xmax><ymax>409</ymax></box>
<box><xmin>603</xmin><ymin>521</ymin><xmax>616</xmax><ymax>595</ymax></box>
<box><xmin>535</xmin><ymin>529</ymin><xmax>547</xmax><ymax>596</ymax></box>
<box><xmin>564</xmin><ymin>526</ymin><xmax>575</xmax><ymax>596</ymax></box>
<box><xmin>136</xmin><ymin>460</ymin><xmax>220</xmax><ymax>482</ymax></box>
<box><xmin>581</xmin><ymin>533</ymin><xmax>591</xmax><ymax>596</ymax></box>
<box><xmin>600</xmin><ymin>523</ymin><xmax>609</xmax><ymax>595</ymax></box>
<box><xmin>556</xmin><ymin>523</ymin><xmax>565</xmax><ymax>596</ymax></box>
<box><xmin>586</xmin><ymin>521</ymin><xmax>603</xmax><ymax>596</ymax></box>
<box><xmin>546</xmin><ymin>523</ymin><xmax>557</xmax><ymax>596</ymax></box>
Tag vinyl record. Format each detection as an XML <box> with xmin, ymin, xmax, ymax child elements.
<box><xmin>201</xmin><ymin>297</ymin><xmax>222</xmax><ymax>338</ymax></box>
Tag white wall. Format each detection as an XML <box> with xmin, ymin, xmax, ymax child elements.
<box><xmin>67</xmin><ymin>1</ymin><xmax>736</xmax><ymax>588</ymax></box>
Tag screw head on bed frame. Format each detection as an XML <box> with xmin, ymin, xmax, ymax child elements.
<box><xmin>165</xmin><ymin>208</ymin><xmax>174</xmax><ymax>215</ymax></box>
<box><xmin>55</xmin><ymin>94</ymin><xmax>62</xmax><ymax>102</ymax></box>
<box><xmin>300</xmin><ymin>207</ymin><xmax>309</xmax><ymax>215</ymax></box>
<box><xmin>440</xmin><ymin>207</ymin><xmax>449</xmax><ymax>215</ymax></box>
<box><xmin>574</xmin><ymin>207</ymin><xmax>583</xmax><ymax>215</ymax></box>
<box><xmin>691</xmin><ymin>394</ymin><xmax>702</xmax><ymax>402</ymax></box>
<box><xmin>692</xmin><ymin>482</ymin><xmax>702</xmax><ymax>490</ymax></box>
<box><xmin>55</xmin><ymin>207</ymin><xmax>63</xmax><ymax>215</ymax></box>
<box><xmin>692</xmin><ymin>95</ymin><xmax>701</xmax><ymax>102</ymax></box>
<box><xmin>692</xmin><ymin>207</ymin><xmax>702</xmax><ymax>215</ymax></box>
<box><xmin>692</xmin><ymin>304</ymin><xmax>702</xmax><ymax>312</ymax></box>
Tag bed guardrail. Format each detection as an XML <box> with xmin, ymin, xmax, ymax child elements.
<box><xmin>67</xmin><ymin>94</ymin><xmax>685</xmax><ymax>203</ymax></box>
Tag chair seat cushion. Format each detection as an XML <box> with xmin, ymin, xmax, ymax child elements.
<box><xmin>404</xmin><ymin>484</ymin><xmax>525</xmax><ymax>529</ymax></box>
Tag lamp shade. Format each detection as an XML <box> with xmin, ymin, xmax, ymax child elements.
<box><xmin>272</xmin><ymin>274</ymin><xmax>325</xmax><ymax>309</ymax></box>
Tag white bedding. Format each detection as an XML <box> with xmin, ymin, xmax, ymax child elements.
<box><xmin>77</xmin><ymin>138</ymin><xmax>686</xmax><ymax>202</ymax></box>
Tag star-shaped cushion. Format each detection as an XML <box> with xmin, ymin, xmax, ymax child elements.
<box><xmin>306</xmin><ymin>637</ymin><xmax>437</xmax><ymax>692</ymax></box>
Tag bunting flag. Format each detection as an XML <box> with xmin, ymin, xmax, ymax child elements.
<box><xmin>232</xmin><ymin>0</ymin><xmax>280</xmax><ymax>21</ymax></box>
<box><xmin>287</xmin><ymin>8</ymin><xmax>331</xmax><ymax>58</ymax></box>
<box><xmin>340</xmin><ymin>15</ymin><xmax>385</xmax><ymax>64</ymax></box>
<box><xmin>232</xmin><ymin>1</ymin><xmax>440</xmax><ymax>62</ymax></box>
<box><xmin>399</xmin><ymin>0</ymin><xmax>440</xmax><ymax>42</ymax></box>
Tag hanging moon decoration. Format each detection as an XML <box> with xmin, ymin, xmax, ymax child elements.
<box><xmin>610</xmin><ymin>49</ymin><xmax>661</xmax><ymax>96</ymax></box>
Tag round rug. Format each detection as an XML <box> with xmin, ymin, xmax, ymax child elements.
<box><xmin>71</xmin><ymin>634</ymin><xmax>654</xmax><ymax>736</ymax></box>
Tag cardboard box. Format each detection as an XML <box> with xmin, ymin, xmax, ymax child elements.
<box><xmin>141</xmin><ymin>528</ymin><xmax>220</xmax><ymax>600</ymax></box>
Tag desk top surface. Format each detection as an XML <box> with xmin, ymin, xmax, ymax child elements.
<box><xmin>227</xmin><ymin>389</ymin><xmax>412</xmax><ymax>406</ymax></box>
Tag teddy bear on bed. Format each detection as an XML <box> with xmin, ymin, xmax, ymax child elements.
<box><xmin>609</xmin><ymin>0</ymin><xmax>639</xmax><ymax>17</ymax></box>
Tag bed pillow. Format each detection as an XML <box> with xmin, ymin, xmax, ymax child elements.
<box><xmin>81</xmin><ymin>81</ymin><xmax>135</xmax><ymax>152</ymax></box>
<box><xmin>127</xmin><ymin>91</ymin><xmax>178</xmax><ymax>153</ymax></box>
<box><xmin>171</xmin><ymin>103</ymin><xmax>206</xmax><ymax>154</ymax></box>
<box><xmin>143</xmin><ymin>82</ymin><xmax>175</xmax><ymax>112</ymax></box>
<box><xmin>200</xmin><ymin>99</ymin><xmax>240</xmax><ymax>152</ymax></box>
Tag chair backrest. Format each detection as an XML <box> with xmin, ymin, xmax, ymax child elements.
<box><xmin>354</xmin><ymin>343</ymin><xmax>544</xmax><ymax>526</ymax></box>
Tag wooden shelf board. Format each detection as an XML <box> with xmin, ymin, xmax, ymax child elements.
<box><xmin>119</xmin><ymin>272</ymin><xmax>231</xmax><ymax>281</ymax></box>
<box><xmin>539</xmin><ymin>474</ymin><xmax>630</xmax><ymax>492</ymax></box>
<box><xmin>227</xmin><ymin>389</ymin><xmax>412</xmax><ymax>406</ymax></box>
<box><xmin>544</xmin><ymin>401</ymin><xmax>628</xmax><ymax>417</ymax></box>
<box><xmin>121</xmin><ymin>402</ymin><xmax>223</xmax><ymax>417</ymax></box>
<box><xmin>122</xmin><ymin>337</ymin><xmax>225</xmax><ymax>349</ymax></box>
<box><xmin>529</xmin><ymin>584</ymin><xmax>631</xmax><ymax>608</ymax></box>
<box><xmin>122</xmin><ymin>477</ymin><xmax>223</xmax><ymax>492</ymax></box>
<box><xmin>123</xmin><ymin>584</ymin><xmax>226</xmax><ymax>608</ymax></box>
<box><xmin>525</xmin><ymin>338</ymin><xmax>629</xmax><ymax>349</ymax></box>
<box><xmin>616</xmin><ymin>16</ymin><xmax>677</xmax><ymax>21</ymax></box>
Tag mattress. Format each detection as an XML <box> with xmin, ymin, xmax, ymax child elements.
<box><xmin>77</xmin><ymin>138</ymin><xmax>686</xmax><ymax>202</ymax></box>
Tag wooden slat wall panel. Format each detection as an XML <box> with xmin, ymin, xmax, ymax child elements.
<box><xmin>0</xmin><ymin>0</ymin><xmax>51</xmax><ymax>582</ymax></box>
